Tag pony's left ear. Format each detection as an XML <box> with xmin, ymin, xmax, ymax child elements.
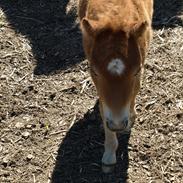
<box><xmin>129</xmin><ymin>21</ymin><xmax>148</xmax><ymax>37</ymax></box>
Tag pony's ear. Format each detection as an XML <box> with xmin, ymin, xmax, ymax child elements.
<box><xmin>129</xmin><ymin>21</ymin><xmax>148</xmax><ymax>37</ymax></box>
<box><xmin>127</xmin><ymin>21</ymin><xmax>148</xmax><ymax>62</ymax></box>
<box><xmin>81</xmin><ymin>18</ymin><xmax>101</xmax><ymax>37</ymax></box>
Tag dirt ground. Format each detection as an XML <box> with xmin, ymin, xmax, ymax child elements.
<box><xmin>0</xmin><ymin>0</ymin><xmax>183</xmax><ymax>183</ymax></box>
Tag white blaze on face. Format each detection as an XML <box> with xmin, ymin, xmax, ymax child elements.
<box><xmin>107</xmin><ymin>58</ymin><xmax>125</xmax><ymax>75</ymax></box>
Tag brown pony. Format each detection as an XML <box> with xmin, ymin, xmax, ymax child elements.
<box><xmin>78</xmin><ymin>0</ymin><xmax>153</xmax><ymax>173</ymax></box>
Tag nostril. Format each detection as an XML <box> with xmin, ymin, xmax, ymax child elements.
<box><xmin>123</xmin><ymin>119</ymin><xmax>128</xmax><ymax>128</ymax></box>
<box><xmin>106</xmin><ymin>119</ymin><xmax>112</xmax><ymax>124</ymax></box>
<box><xmin>106</xmin><ymin>118</ymin><xmax>113</xmax><ymax>129</ymax></box>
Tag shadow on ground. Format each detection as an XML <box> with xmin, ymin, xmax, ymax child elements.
<box><xmin>0</xmin><ymin>0</ymin><xmax>182</xmax><ymax>75</ymax></box>
<box><xmin>0</xmin><ymin>0</ymin><xmax>84</xmax><ymax>75</ymax></box>
<box><xmin>51</xmin><ymin>101</ymin><xmax>130</xmax><ymax>183</ymax></box>
<box><xmin>153</xmin><ymin>0</ymin><xmax>183</xmax><ymax>29</ymax></box>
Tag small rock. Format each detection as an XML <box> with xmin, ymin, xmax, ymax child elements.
<box><xmin>3</xmin><ymin>157</ymin><xmax>9</xmax><ymax>164</ymax></box>
<box><xmin>27</xmin><ymin>154</ymin><xmax>34</xmax><ymax>160</ymax></box>
<box><xmin>2</xmin><ymin>157</ymin><xmax>9</xmax><ymax>167</ymax></box>
<box><xmin>15</xmin><ymin>122</ymin><xmax>24</xmax><ymax>129</ymax></box>
<box><xmin>22</xmin><ymin>131</ymin><xmax>30</xmax><ymax>138</ymax></box>
<box><xmin>139</xmin><ymin>117</ymin><xmax>144</xmax><ymax>124</ymax></box>
<box><xmin>26</xmin><ymin>124</ymin><xmax>32</xmax><ymax>129</ymax></box>
<box><xmin>142</xmin><ymin>164</ymin><xmax>150</xmax><ymax>170</ymax></box>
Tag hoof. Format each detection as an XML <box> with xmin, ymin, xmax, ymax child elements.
<box><xmin>102</xmin><ymin>163</ymin><xmax>115</xmax><ymax>173</ymax></box>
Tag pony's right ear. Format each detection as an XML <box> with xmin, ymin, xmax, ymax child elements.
<box><xmin>81</xmin><ymin>18</ymin><xmax>100</xmax><ymax>37</ymax></box>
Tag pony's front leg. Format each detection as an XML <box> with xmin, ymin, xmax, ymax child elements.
<box><xmin>102</xmin><ymin>121</ymin><xmax>118</xmax><ymax>173</ymax></box>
